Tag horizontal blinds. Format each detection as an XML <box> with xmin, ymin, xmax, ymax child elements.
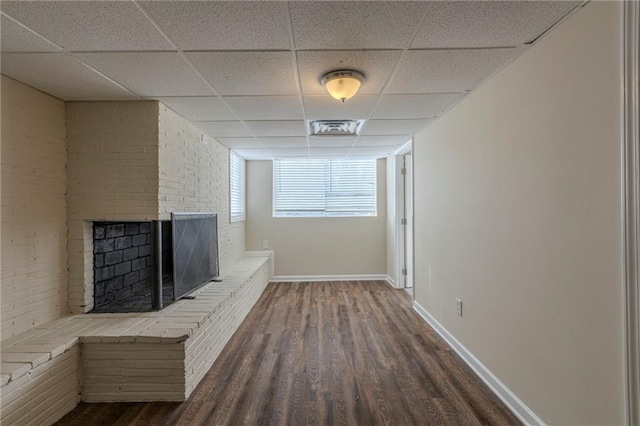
<box><xmin>274</xmin><ymin>159</ymin><xmax>376</xmax><ymax>217</ymax></box>
<box><xmin>230</xmin><ymin>152</ymin><xmax>245</xmax><ymax>222</ymax></box>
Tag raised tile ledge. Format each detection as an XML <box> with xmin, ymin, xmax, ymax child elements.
<box><xmin>0</xmin><ymin>254</ymin><xmax>272</xmax><ymax>386</ymax></box>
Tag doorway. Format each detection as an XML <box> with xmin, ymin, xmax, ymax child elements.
<box><xmin>395</xmin><ymin>142</ymin><xmax>413</xmax><ymax>296</ymax></box>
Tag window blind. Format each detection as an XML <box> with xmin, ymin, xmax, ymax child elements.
<box><xmin>230</xmin><ymin>152</ymin><xmax>245</xmax><ymax>222</ymax></box>
<box><xmin>273</xmin><ymin>159</ymin><xmax>376</xmax><ymax>217</ymax></box>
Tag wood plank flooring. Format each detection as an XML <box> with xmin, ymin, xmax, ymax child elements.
<box><xmin>56</xmin><ymin>281</ymin><xmax>521</xmax><ymax>425</ymax></box>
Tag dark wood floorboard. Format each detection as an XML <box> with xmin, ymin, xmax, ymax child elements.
<box><xmin>56</xmin><ymin>281</ymin><xmax>521</xmax><ymax>425</ymax></box>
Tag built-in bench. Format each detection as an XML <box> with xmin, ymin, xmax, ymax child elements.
<box><xmin>0</xmin><ymin>253</ymin><xmax>272</xmax><ymax>425</ymax></box>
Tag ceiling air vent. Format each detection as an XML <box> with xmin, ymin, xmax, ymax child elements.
<box><xmin>309</xmin><ymin>119</ymin><xmax>365</xmax><ymax>136</ymax></box>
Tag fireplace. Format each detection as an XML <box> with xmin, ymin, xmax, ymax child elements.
<box><xmin>91</xmin><ymin>221</ymin><xmax>173</xmax><ymax>313</ymax></box>
<box><xmin>90</xmin><ymin>213</ymin><xmax>220</xmax><ymax>313</ymax></box>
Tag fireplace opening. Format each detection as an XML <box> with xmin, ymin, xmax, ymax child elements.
<box><xmin>90</xmin><ymin>221</ymin><xmax>173</xmax><ymax>313</ymax></box>
<box><xmin>89</xmin><ymin>213</ymin><xmax>220</xmax><ymax>314</ymax></box>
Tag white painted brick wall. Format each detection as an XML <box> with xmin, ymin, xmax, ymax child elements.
<box><xmin>1</xmin><ymin>76</ymin><xmax>69</xmax><ymax>339</ymax></box>
<box><xmin>66</xmin><ymin>101</ymin><xmax>160</xmax><ymax>313</ymax></box>
<box><xmin>158</xmin><ymin>104</ymin><xmax>245</xmax><ymax>275</ymax></box>
<box><xmin>1</xmin><ymin>346</ymin><xmax>80</xmax><ymax>425</ymax></box>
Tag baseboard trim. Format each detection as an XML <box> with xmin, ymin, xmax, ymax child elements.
<box><xmin>270</xmin><ymin>274</ymin><xmax>388</xmax><ymax>283</ymax></box>
<box><xmin>384</xmin><ymin>275</ymin><xmax>396</xmax><ymax>288</ymax></box>
<box><xmin>412</xmin><ymin>300</ymin><xmax>545</xmax><ymax>426</ymax></box>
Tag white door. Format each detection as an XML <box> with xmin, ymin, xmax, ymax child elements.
<box><xmin>404</xmin><ymin>154</ymin><xmax>414</xmax><ymax>289</ymax></box>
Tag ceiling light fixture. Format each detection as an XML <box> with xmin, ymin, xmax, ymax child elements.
<box><xmin>320</xmin><ymin>69</ymin><xmax>365</xmax><ymax>102</ymax></box>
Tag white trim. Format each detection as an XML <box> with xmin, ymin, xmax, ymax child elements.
<box><xmin>623</xmin><ymin>1</ymin><xmax>640</xmax><ymax>424</ymax></box>
<box><xmin>395</xmin><ymin>154</ymin><xmax>406</xmax><ymax>289</ymax></box>
<box><xmin>394</xmin><ymin>139</ymin><xmax>412</xmax><ymax>156</ymax></box>
<box><xmin>412</xmin><ymin>301</ymin><xmax>545</xmax><ymax>426</ymax></box>
<box><xmin>270</xmin><ymin>274</ymin><xmax>388</xmax><ymax>283</ymax></box>
<box><xmin>384</xmin><ymin>275</ymin><xmax>395</xmax><ymax>288</ymax></box>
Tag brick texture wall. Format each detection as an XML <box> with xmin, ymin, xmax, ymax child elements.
<box><xmin>66</xmin><ymin>101</ymin><xmax>160</xmax><ymax>313</ymax></box>
<box><xmin>1</xmin><ymin>76</ymin><xmax>69</xmax><ymax>338</ymax></box>
<box><xmin>158</xmin><ymin>104</ymin><xmax>245</xmax><ymax>275</ymax></box>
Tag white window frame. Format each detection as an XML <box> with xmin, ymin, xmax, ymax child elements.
<box><xmin>229</xmin><ymin>151</ymin><xmax>245</xmax><ymax>223</ymax></box>
<box><xmin>272</xmin><ymin>158</ymin><xmax>377</xmax><ymax>218</ymax></box>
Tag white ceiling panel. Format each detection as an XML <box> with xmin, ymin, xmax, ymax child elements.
<box><xmin>310</xmin><ymin>148</ymin><xmax>352</xmax><ymax>158</ymax></box>
<box><xmin>412</xmin><ymin>1</ymin><xmax>580</xmax><ymax>48</ymax></box>
<box><xmin>289</xmin><ymin>2</ymin><xmax>428</xmax><ymax>49</ymax></box>
<box><xmin>244</xmin><ymin>120</ymin><xmax>307</xmax><ymax>137</ymax></box>
<box><xmin>186</xmin><ymin>52</ymin><xmax>297</xmax><ymax>96</ymax></box>
<box><xmin>158</xmin><ymin>97</ymin><xmax>237</xmax><ymax>122</ymax></box>
<box><xmin>304</xmin><ymin>95</ymin><xmax>378</xmax><ymax>120</ymax></box>
<box><xmin>361</xmin><ymin>119</ymin><xmax>432</xmax><ymax>136</ymax></box>
<box><xmin>255</xmin><ymin>137</ymin><xmax>308</xmax><ymax>148</ymax></box>
<box><xmin>387</xmin><ymin>48</ymin><xmax>521</xmax><ymax>94</ymax></box>
<box><xmin>224</xmin><ymin>96</ymin><xmax>303</xmax><ymax>120</ymax></box>
<box><xmin>0</xmin><ymin>1</ymin><xmax>172</xmax><ymax>51</ymax></box>
<box><xmin>373</xmin><ymin>94</ymin><xmax>465</xmax><ymax>119</ymax></box>
<box><xmin>349</xmin><ymin>146</ymin><xmax>398</xmax><ymax>157</ymax></box>
<box><xmin>140</xmin><ymin>1</ymin><xmax>290</xmax><ymax>50</ymax></box>
<box><xmin>357</xmin><ymin>135</ymin><xmax>412</xmax><ymax>147</ymax></box>
<box><xmin>78</xmin><ymin>52</ymin><xmax>212</xmax><ymax>97</ymax></box>
<box><xmin>270</xmin><ymin>148</ymin><xmax>310</xmax><ymax>157</ymax></box>
<box><xmin>196</xmin><ymin>121</ymin><xmax>251</xmax><ymax>138</ymax></box>
<box><xmin>1</xmin><ymin>14</ymin><xmax>61</xmax><ymax>53</ymax></box>
<box><xmin>1</xmin><ymin>53</ymin><xmax>135</xmax><ymax>101</ymax></box>
<box><xmin>309</xmin><ymin>136</ymin><xmax>357</xmax><ymax>148</ymax></box>
<box><xmin>215</xmin><ymin>138</ymin><xmax>263</xmax><ymax>149</ymax></box>
<box><xmin>0</xmin><ymin>0</ymin><xmax>579</xmax><ymax>160</ymax></box>
<box><xmin>297</xmin><ymin>50</ymin><xmax>401</xmax><ymax>95</ymax></box>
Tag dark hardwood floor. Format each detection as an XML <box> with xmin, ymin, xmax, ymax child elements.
<box><xmin>56</xmin><ymin>281</ymin><xmax>521</xmax><ymax>425</ymax></box>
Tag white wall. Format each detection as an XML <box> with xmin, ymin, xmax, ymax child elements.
<box><xmin>413</xmin><ymin>2</ymin><xmax>624</xmax><ymax>424</ymax></box>
<box><xmin>1</xmin><ymin>76</ymin><xmax>69</xmax><ymax>338</ymax></box>
<box><xmin>158</xmin><ymin>103</ymin><xmax>245</xmax><ymax>274</ymax></box>
<box><xmin>246</xmin><ymin>159</ymin><xmax>387</xmax><ymax>278</ymax></box>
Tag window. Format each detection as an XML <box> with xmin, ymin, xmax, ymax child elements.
<box><xmin>273</xmin><ymin>159</ymin><xmax>376</xmax><ymax>217</ymax></box>
<box><xmin>230</xmin><ymin>152</ymin><xmax>245</xmax><ymax>223</ymax></box>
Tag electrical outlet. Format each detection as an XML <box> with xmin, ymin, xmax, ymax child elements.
<box><xmin>262</xmin><ymin>240</ymin><xmax>269</xmax><ymax>249</ymax></box>
<box><xmin>456</xmin><ymin>298</ymin><xmax>463</xmax><ymax>317</ymax></box>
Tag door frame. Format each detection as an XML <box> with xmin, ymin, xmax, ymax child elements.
<box><xmin>394</xmin><ymin>140</ymin><xmax>413</xmax><ymax>293</ymax></box>
<box><xmin>623</xmin><ymin>1</ymin><xmax>639</xmax><ymax>423</ymax></box>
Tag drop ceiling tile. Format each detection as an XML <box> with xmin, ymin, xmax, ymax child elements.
<box><xmin>1</xmin><ymin>53</ymin><xmax>135</xmax><ymax>101</ymax></box>
<box><xmin>387</xmin><ymin>48</ymin><xmax>521</xmax><ymax>94</ymax></box>
<box><xmin>297</xmin><ymin>50</ymin><xmax>401</xmax><ymax>95</ymax></box>
<box><xmin>304</xmin><ymin>95</ymin><xmax>378</xmax><ymax>120</ymax></box>
<box><xmin>77</xmin><ymin>52</ymin><xmax>212</xmax><ymax>97</ymax></box>
<box><xmin>244</xmin><ymin>121</ymin><xmax>307</xmax><ymax>137</ymax></box>
<box><xmin>158</xmin><ymin>97</ymin><xmax>237</xmax><ymax>122</ymax></box>
<box><xmin>357</xmin><ymin>135</ymin><xmax>412</xmax><ymax>147</ymax></box>
<box><xmin>349</xmin><ymin>146</ymin><xmax>398</xmax><ymax>157</ymax></box>
<box><xmin>140</xmin><ymin>1</ymin><xmax>290</xmax><ymax>50</ymax></box>
<box><xmin>270</xmin><ymin>148</ymin><xmax>310</xmax><ymax>157</ymax></box>
<box><xmin>372</xmin><ymin>94</ymin><xmax>465</xmax><ymax>119</ymax></box>
<box><xmin>256</xmin><ymin>137</ymin><xmax>308</xmax><ymax>149</ymax></box>
<box><xmin>196</xmin><ymin>121</ymin><xmax>250</xmax><ymax>138</ymax></box>
<box><xmin>1</xmin><ymin>14</ymin><xmax>61</xmax><ymax>52</ymax></box>
<box><xmin>1</xmin><ymin>1</ymin><xmax>172</xmax><ymax>51</ymax></box>
<box><xmin>361</xmin><ymin>119</ymin><xmax>432</xmax><ymax>136</ymax></box>
<box><xmin>186</xmin><ymin>52</ymin><xmax>297</xmax><ymax>96</ymax></box>
<box><xmin>290</xmin><ymin>2</ymin><xmax>428</xmax><ymax>49</ymax></box>
<box><xmin>215</xmin><ymin>138</ymin><xmax>262</xmax><ymax>149</ymax></box>
<box><xmin>412</xmin><ymin>1</ymin><xmax>579</xmax><ymax>48</ymax></box>
<box><xmin>309</xmin><ymin>136</ymin><xmax>356</xmax><ymax>148</ymax></box>
<box><xmin>224</xmin><ymin>96</ymin><xmax>303</xmax><ymax>120</ymax></box>
<box><xmin>310</xmin><ymin>147</ymin><xmax>351</xmax><ymax>158</ymax></box>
